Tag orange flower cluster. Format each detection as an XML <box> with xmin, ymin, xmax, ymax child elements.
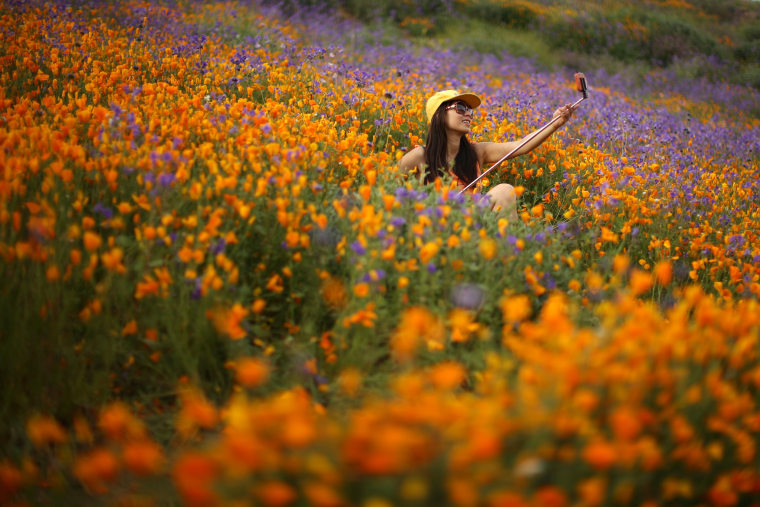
<box><xmin>10</xmin><ymin>286</ymin><xmax>759</xmax><ymax>505</ymax></box>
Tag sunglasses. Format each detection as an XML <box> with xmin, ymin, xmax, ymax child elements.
<box><xmin>445</xmin><ymin>101</ymin><xmax>474</xmax><ymax>116</ymax></box>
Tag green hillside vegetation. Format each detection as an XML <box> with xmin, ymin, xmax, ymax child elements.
<box><xmin>301</xmin><ymin>0</ymin><xmax>760</xmax><ymax>89</ymax></box>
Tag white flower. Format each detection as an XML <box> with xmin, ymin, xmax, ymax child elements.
<box><xmin>514</xmin><ymin>457</ymin><xmax>546</xmax><ymax>478</ymax></box>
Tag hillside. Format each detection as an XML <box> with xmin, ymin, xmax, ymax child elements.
<box><xmin>334</xmin><ymin>0</ymin><xmax>760</xmax><ymax>92</ymax></box>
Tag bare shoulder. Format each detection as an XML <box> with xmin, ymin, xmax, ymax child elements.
<box><xmin>399</xmin><ymin>145</ymin><xmax>426</xmax><ymax>173</ymax></box>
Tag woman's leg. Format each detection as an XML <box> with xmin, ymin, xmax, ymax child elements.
<box><xmin>486</xmin><ymin>183</ymin><xmax>518</xmax><ymax>221</ymax></box>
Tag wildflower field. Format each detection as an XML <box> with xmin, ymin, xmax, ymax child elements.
<box><xmin>2</xmin><ymin>0</ymin><xmax>760</xmax><ymax>504</ymax></box>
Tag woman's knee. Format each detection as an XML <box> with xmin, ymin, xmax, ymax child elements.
<box><xmin>487</xmin><ymin>183</ymin><xmax>516</xmax><ymax>209</ymax></box>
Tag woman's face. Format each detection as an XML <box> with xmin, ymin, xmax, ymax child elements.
<box><xmin>444</xmin><ymin>101</ymin><xmax>474</xmax><ymax>134</ymax></box>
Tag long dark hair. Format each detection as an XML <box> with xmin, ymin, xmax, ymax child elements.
<box><xmin>423</xmin><ymin>101</ymin><xmax>478</xmax><ymax>185</ymax></box>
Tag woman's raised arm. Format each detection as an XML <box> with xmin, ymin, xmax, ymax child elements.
<box><xmin>476</xmin><ymin>104</ymin><xmax>574</xmax><ymax>165</ymax></box>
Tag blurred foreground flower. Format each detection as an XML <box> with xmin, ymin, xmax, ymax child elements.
<box><xmin>177</xmin><ymin>387</ymin><xmax>219</xmax><ymax>438</ymax></box>
<box><xmin>391</xmin><ymin>307</ymin><xmax>444</xmax><ymax>361</ymax></box>
<box><xmin>26</xmin><ymin>415</ymin><xmax>66</xmax><ymax>447</ymax></box>
<box><xmin>235</xmin><ymin>357</ymin><xmax>270</xmax><ymax>388</ymax></box>
<box><xmin>73</xmin><ymin>448</ymin><xmax>119</xmax><ymax>494</ymax></box>
<box><xmin>321</xmin><ymin>276</ymin><xmax>347</xmax><ymax>309</ymax></box>
<box><xmin>207</xmin><ymin>303</ymin><xmax>248</xmax><ymax>340</ymax></box>
<box><xmin>450</xmin><ymin>282</ymin><xmax>485</xmax><ymax>310</ymax></box>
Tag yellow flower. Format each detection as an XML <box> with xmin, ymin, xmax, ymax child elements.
<box><xmin>613</xmin><ymin>254</ymin><xmax>630</xmax><ymax>274</ymax></box>
<box><xmin>419</xmin><ymin>241</ymin><xmax>439</xmax><ymax>264</ymax></box>
<box><xmin>448</xmin><ymin>308</ymin><xmax>478</xmax><ymax>343</ymax></box>
<box><xmin>266</xmin><ymin>274</ymin><xmax>284</xmax><ymax>293</ymax></box>
<box><xmin>207</xmin><ymin>303</ymin><xmax>248</xmax><ymax>340</ymax></box>
<box><xmin>102</xmin><ymin>247</ymin><xmax>126</xmax><ymax>273</ymax></box>
<box><xmin>177</xmin><ymin>387</ymin><xmax>219</xmax><ymax>438</ymax></box>
<box><xmin>82</xmin><ymin>231</ymin><xmax>102</xmax><ymax>252</ymax></box>
<box><xmin>629</xmin><ymin>269</ymin><xmax>653</xmax><ymax>295</ymax></box>
<box><xmin>252</xmin><ymin>298</ymin><xmax>266</xmax><ymax>314</ymax></box>
<box><xmin>478</xmin><ymin>237</ymin><xmax>497</xmax><ymax>260</ymax></box>
<box><xmin>390</xmin><ymin>307</ymin><xmax>443</xmax><ymax>362</ymax></box>
<box><xmin>337</xmin><ymin>368</ymin><xmax>362</xmax><ymax>397</ymax></box>
<box><xmin>501</xmin><ymin>294</ymin><xmax>532</xmax><ymax>322</ymax></box>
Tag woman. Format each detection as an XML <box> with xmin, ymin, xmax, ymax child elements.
<box><xmin>398</xmin><ymin>89</ymin><xmax>575</xmax><ymax>221</ymax></box>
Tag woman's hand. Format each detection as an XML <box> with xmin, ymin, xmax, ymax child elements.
<box><xmin>552</xmin><ymin>104</ymin><xmax>574</xmax><ymax>126</ymax></box>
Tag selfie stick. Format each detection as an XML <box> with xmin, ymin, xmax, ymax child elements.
<box><xmin>457</xmin><ymin>73</ymin><xmax>589</xmax><ymax>195</ymax></box>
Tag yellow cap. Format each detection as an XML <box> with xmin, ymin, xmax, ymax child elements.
<box><xmin>425</xmin><ymin>90</ymin><xmax>481</xmax><ymax>124</ymax></box>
